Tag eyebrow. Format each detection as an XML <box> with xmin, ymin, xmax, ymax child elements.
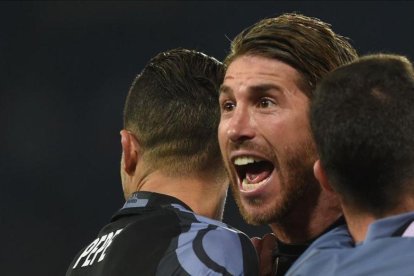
<box><xmin>249</xmin><ymin>84</ymin><xmax>282</xmax><ymax>94</ymax></box>
<box><xmin>219</xmin><ymin>83</ymin><xmax>282</xmax><ymax>95</ymax></box>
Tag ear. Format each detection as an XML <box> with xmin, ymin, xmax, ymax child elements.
<box><xmin>120</xmin><ymin>129</ymin><xmax>140</xmax><ymax>176</ymax></box>
<box><xmin>314</xmin><ymin>159</ymin><xmax>335</xmax><ymax>193</ymax></box>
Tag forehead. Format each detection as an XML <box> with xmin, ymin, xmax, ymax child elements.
<box><xmin>224</xmin><ymin>55</ymin><xmax>302</xmax><ymax>89</ymax></box>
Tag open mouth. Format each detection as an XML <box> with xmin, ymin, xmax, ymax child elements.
<box><xmin>233</xmin><ymin>156</ymin><xmax>274</xmax><ymax>191</ymax></box>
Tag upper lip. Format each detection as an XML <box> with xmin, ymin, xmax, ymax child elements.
<box><xmin>230</xmin><ymin>151</ymin><xmax>270</xmax><ymax>164</ymax></box>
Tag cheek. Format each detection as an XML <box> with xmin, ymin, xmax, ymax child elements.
<box><xmin>262</xmin><ymin>120</ymin><xmax>290</xmax><ymax>144</ymax></box>
<box><xmin>277</xmin><ymin>113</ymin><xmax>310</xmax><ymax>139</ymax></box>
<box><xmin>265</xmin><ymin>118</ymin><xmax>311</xmax><ymax>158</ymax></box>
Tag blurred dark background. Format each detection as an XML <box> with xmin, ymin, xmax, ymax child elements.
<box><xmin>2</xmin><ymin>1</ymin><xmax>414</xmax><ymax>275</ymax></box>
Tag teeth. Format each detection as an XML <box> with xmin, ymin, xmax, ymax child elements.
<box><xmin>242</xmin><ymin>178</ymin><xmax>267</xmax><ymax>191</ymax></box>
<box><xmin>234</xmin><ymin>156</ymin><xmax>262</xmax><ymax>165</ymax></box>
<box><xmin>234</xmin><ymin>156</ymin><xmax>270</xmax><ymax>192</ymax></box>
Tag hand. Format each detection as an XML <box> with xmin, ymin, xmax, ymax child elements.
<box><xmin>251</xmin><ymin>233</ymin><xmax>277</xmax><ymax>276</ymax></box>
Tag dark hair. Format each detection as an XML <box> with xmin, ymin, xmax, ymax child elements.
<box><xmin>311</xmin><ymin>54</ymin><xmax>414</xmax><ymax>216</ymax></box>
<box><xmin>225</xmin><ymin>13</ymin><xmax>358</xmax><ymax>97</ymax></box>
<box><xmin>123</xmin><ymin>48</ymin><xmax>225</xmax><ymax>176</ymax></box>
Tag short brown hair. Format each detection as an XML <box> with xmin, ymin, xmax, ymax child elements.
<box><xmin>312</xmin><ymin>54</ymin><xmax>414</xmax><ymax>216</ymax></box>
<box><xmin>123</xmin><ymin>48</ymin><xmax>225</xmax><ymax>176</ymax></box>
<box><xmin>225</xmin><ymin>13</ymin><xmax>358</xmax><ymax>97</ymax></box>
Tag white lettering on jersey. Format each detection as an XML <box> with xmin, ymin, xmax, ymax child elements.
<box><xmin>72</xmin><ymin>238</ymin><xmax>99</xmax><ymax>269</ymax></box>
<box><xmin>98</xmin><ymin>228</ymin><xmax>122</xmax><ymax>262</ymax></box>
<box><xmin>82</xmin><ymin>234</ymin><xmax>108</xmax><ymax>267</ymax></box>
<box><xmin>72</xmin><ymin>228</ymin><xmax>123</xmax><ymax>269</ymax></box>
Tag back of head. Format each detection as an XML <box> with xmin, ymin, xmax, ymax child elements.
<box><xmin>123</xmin><ymin>48</ymin><xmax>225</xmax><ymax>177</ymax></box>
<box><xmin>225</xmin><ymin>13</ymin><xmax>358</xmax><ymax>96</ymax></box>
<box><xmin>311</xmin><ymin>54</ymin><xmax>414</xmax><ymax>217</ymax></box>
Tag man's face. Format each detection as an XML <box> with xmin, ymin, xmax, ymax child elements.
<box><xmin>218</xmin><ymin>55</ymin><xmax>318</xmax><ymax>225</ymax></box>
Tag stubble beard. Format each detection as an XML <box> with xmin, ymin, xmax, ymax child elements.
<box><xmin>231</xmin><ymin>138</ymin><xmax>318</xmax><ymax>226</ymax></box>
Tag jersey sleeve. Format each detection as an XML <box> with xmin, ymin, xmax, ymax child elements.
<box><xmin>156</xmin><ymin>224</ymin><xmax>259</xmax><ymax>276</ymax></box>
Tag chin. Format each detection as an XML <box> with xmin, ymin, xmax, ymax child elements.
<box><xmin>238</xmin><ymin>199</ymin><xmax>274</xmax><ymax>225</ymax></box>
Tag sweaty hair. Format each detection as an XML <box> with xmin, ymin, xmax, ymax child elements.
<box><xmin>225</xmin><ymin>13</ymin><xmax>358</xmax><ymax>97</ymax></box>
<box><xmin>311</xmin><ymin>54</ymin><xmax>414</xmax><ymax>217</ymax></box>
<box><xmin>123</xmin><ymin>48</ymin><xmax>225</xmax><ymax>177</ymax></box>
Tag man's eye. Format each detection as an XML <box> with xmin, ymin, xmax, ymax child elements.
<box><xmin>222</xmin><ymin>101</ymin><xmax>235</xmax><ymax>112</ymax></box>
<box><xmin>258</xmin><ymin>98</ymin><xmax>274</xmax><ymax>108</ymax></box>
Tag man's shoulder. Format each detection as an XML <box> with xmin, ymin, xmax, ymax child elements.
<box><xmin>162</xmin><ymin>205</ymin><xmax>259</xmax><ymax>275</ymax></box>
<box><xmin>287</xmin><ymin>224</ymin><xmax>414</xmax><ymax>276</ymax></box>
<box><xmin>285</xmin><ymin>225</ymin><xmax>352</xmax><ymax>275</ymax></box>
<box><xmin>66</xmin><ymin>207</ymin><xmax>183</xmax><ymax>276</ymax></box>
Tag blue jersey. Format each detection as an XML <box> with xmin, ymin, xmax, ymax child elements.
<box><xmin>287</xmin><ymin>212</ymin><xmax>414</xmax><ymax>276</ymax></box>
<box><xmin>66</xmin><ymin>191</ymin><xmax>259</xmax><ymax>276</ymax></box>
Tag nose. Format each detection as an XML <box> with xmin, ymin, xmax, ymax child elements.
<box><xmin>226</xmin><ymin>107</ymin><xmax>255</xmax><ymax>143</ymax></box>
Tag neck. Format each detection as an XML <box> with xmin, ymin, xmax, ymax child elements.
<box><xmin>269</xmin><ymin>188</ymin><xmax>342</xmax><ymax>244</ymax></box>
<box><xmin>133</xmin><ymin>171</ymin><xmax>228</xmax><ymax>220</ymax></box>
<box><xmin>341</xmin><ymin>207</ymin><xmax>374</xmax><ymax>244</ymax></box>
<box><xmin>343</xmin><ymin>196</ymin><xmax>414</xmax><ymax>243</ymax></box>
